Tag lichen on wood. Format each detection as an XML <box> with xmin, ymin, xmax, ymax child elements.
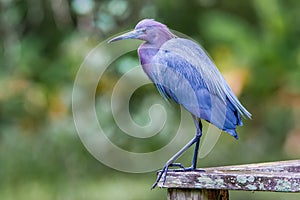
<box><xmin>158</xmin><ymin>160</ymin><xmax>300</xmax><ymax>192</ymax></box>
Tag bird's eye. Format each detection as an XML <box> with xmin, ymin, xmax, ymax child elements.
<box><xmin>141</xmin><ymin>28</ymin><xmax>146</xmax><ymax>33</ymax></box>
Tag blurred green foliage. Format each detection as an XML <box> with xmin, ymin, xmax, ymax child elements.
<box><xmin>1</xmin><ymin>0</ymin><xmax>300</xmax><ymax>199</ymax></box>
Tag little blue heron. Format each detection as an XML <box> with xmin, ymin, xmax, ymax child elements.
<box><xmin>109</xmin><ymin>19</ymin><xmax>251</xmax><ymax>189</ymax></box>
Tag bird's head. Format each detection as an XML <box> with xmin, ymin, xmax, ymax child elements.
<box><xmin>108</xmin><ymin>19</ymin><xmax>175</xmax><ymax>44</ymax></box>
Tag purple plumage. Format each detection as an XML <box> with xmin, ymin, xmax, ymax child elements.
<box><xmin>109</xmin><ymin>19</ymin><xmax>251</xmax><ymax>189</ymax></box>
<box><xmin>134</xmin><ymin>19</ymin><xmax>251</xmax><ymax>138</ymax></box>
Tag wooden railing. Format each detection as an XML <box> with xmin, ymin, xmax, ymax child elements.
<box><xmin>156</xmin><ymin>160</ymin><xmax>300</xmax><ymax>200</ymax></box>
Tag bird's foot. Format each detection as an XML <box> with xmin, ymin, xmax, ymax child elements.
<box><xmin>179</xmin><ymin>166</ymin><xmax>205</xmax><ymax>172</ymax></box>
<box><xmin>169</xmin><ymin>163</ymin><xmax>185</xmax><ymax>169</ymax></box>
<box><xmin>151</xmin><ymin>163</ymin><xmax>205</xmax><ymax>189</ymax></box>
<box><xmin>168</xmin><ymin>165</ymin><xmax>205</xmax><ymax>172</ymax></box>
<box><xmin>151</xmin><ymin>165</ymin><xmax>169</xmax><ymax>190</ymax></box>
<box><xmin>151</xmin><ymin>163</ymin><xmax>184</xmax><ymax>189</ymax></box>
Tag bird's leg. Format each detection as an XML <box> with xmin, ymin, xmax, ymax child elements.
<box><xmin>151</xmin><ymin>128</ymin><xmax>201</xmax><ymax>189</ymax></box>
<box><xmin>169</xmin><ymin>119</ymin><xmax>202</xmax><ymax>171</ymax></box>
<box><xmin>191</xmin><ymin>117</ymin><xmax>202</xmax><ymax>169</ymax></box>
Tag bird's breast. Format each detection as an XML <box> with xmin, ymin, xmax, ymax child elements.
<box><xmin>138</xmin><ymin>45</ymin><xmax>160</xmax><ymax>76</ymax></box>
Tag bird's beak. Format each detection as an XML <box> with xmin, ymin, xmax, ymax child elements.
<box><xmin>108</xmin><ymin>29</ymin><xmax>142</xmax><ymax>43</ymax></box>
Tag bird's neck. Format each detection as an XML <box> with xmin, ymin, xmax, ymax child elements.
<box><xmin>138</xmin><ymin>43</ymin><xmax>160</xmax><ymax>64</ymax></box>
<box><xmin>138</xmin><ymin>28</ymin><xmax>176</xmax><ymax>75</ymax></box>
<box><xmin>138</xmin><ymin>35</ymin><xmax>173</xmax><ymax>65</ymax></box>
<box><xmin>138</xmin><ymin>43</ymin><xmax>162</xmax><ymax>77</ymax></box>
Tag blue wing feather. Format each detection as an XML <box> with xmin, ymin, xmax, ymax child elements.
<box><xmin>159</xmin><ymin>38</ymin><xmax>251</xmax><ymax>119</ymax></box>
<box><xmin>154</xmin><ymin>83</ymin><xmax>172</xmax><ymax>103</ymax></box>
<box><xmin>147</xmin><ymin>38</ymin><xmax>251</xmax><ymax>138</ymax></box>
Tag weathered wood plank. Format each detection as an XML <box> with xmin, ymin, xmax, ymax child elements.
<box><xmin>157</xmin><ymin>160</ymin><xmax>300</xmax><ymax>192</ymax></box>
<box><xmin>167</xmin><ymin>189</ymin><xmax>229</xmax><ymax>200</ymax></box>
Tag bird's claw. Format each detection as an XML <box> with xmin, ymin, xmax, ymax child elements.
<box><xmin>151</xmin><ymin>163</ymin><xmax>205</xmax><ymax>189</ymax></box>
<box><xmin>151</xmin><ymin>163</ymin><xmax>190</xmax><ymax>189</ymax></box>
<box><xmin>151</xmin><ymin>165</ymin><xmax>168</xmax><ymax>190</ymax></box>
<box><xmin>169</xmin><ymin>163</ymin><xmax>185</xmax><ymax>169</ymax></box>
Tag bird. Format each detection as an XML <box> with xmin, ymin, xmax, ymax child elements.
<box><xmin>108</xmin><ymin>19</ymin><xmax>251</xmax><ymax>189</ymax></box>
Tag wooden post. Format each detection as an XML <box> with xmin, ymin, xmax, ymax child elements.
<box><xmin>167</xmin><ymin>189</ymin><xmax>228</xmax><ymax>200</ymax></box>
<box><xmin>157</xmin><ymin>160</ymin><xmax>300</xmax><ymax>200</ymax></box>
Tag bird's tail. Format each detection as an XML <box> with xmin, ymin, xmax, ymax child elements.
<box><xmin>224</xmin><ymin>128</ymin><xmax>239</xmax><ymax>140</ymax></box>
<box><xmin>225</xmin><ymin>84</ymin><xmax>252</xmax><ymax>119</ymax></box>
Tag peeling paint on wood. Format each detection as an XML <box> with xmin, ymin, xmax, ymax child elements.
<box><xmin>157</xmin><ymin>160</ymin><xmax>300</xmax><ymax>192</ymax></box>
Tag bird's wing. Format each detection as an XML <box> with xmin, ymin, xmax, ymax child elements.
<box><xmin>151</xmin><ymin>38</ymin><xmax>251</xmax><ymax>119</ymax></box>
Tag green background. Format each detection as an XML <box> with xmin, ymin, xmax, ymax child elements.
<box><xmin>1</xmin><ymin>0</ymin><xmax>300</xmax><ymax>199</ymax></box>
